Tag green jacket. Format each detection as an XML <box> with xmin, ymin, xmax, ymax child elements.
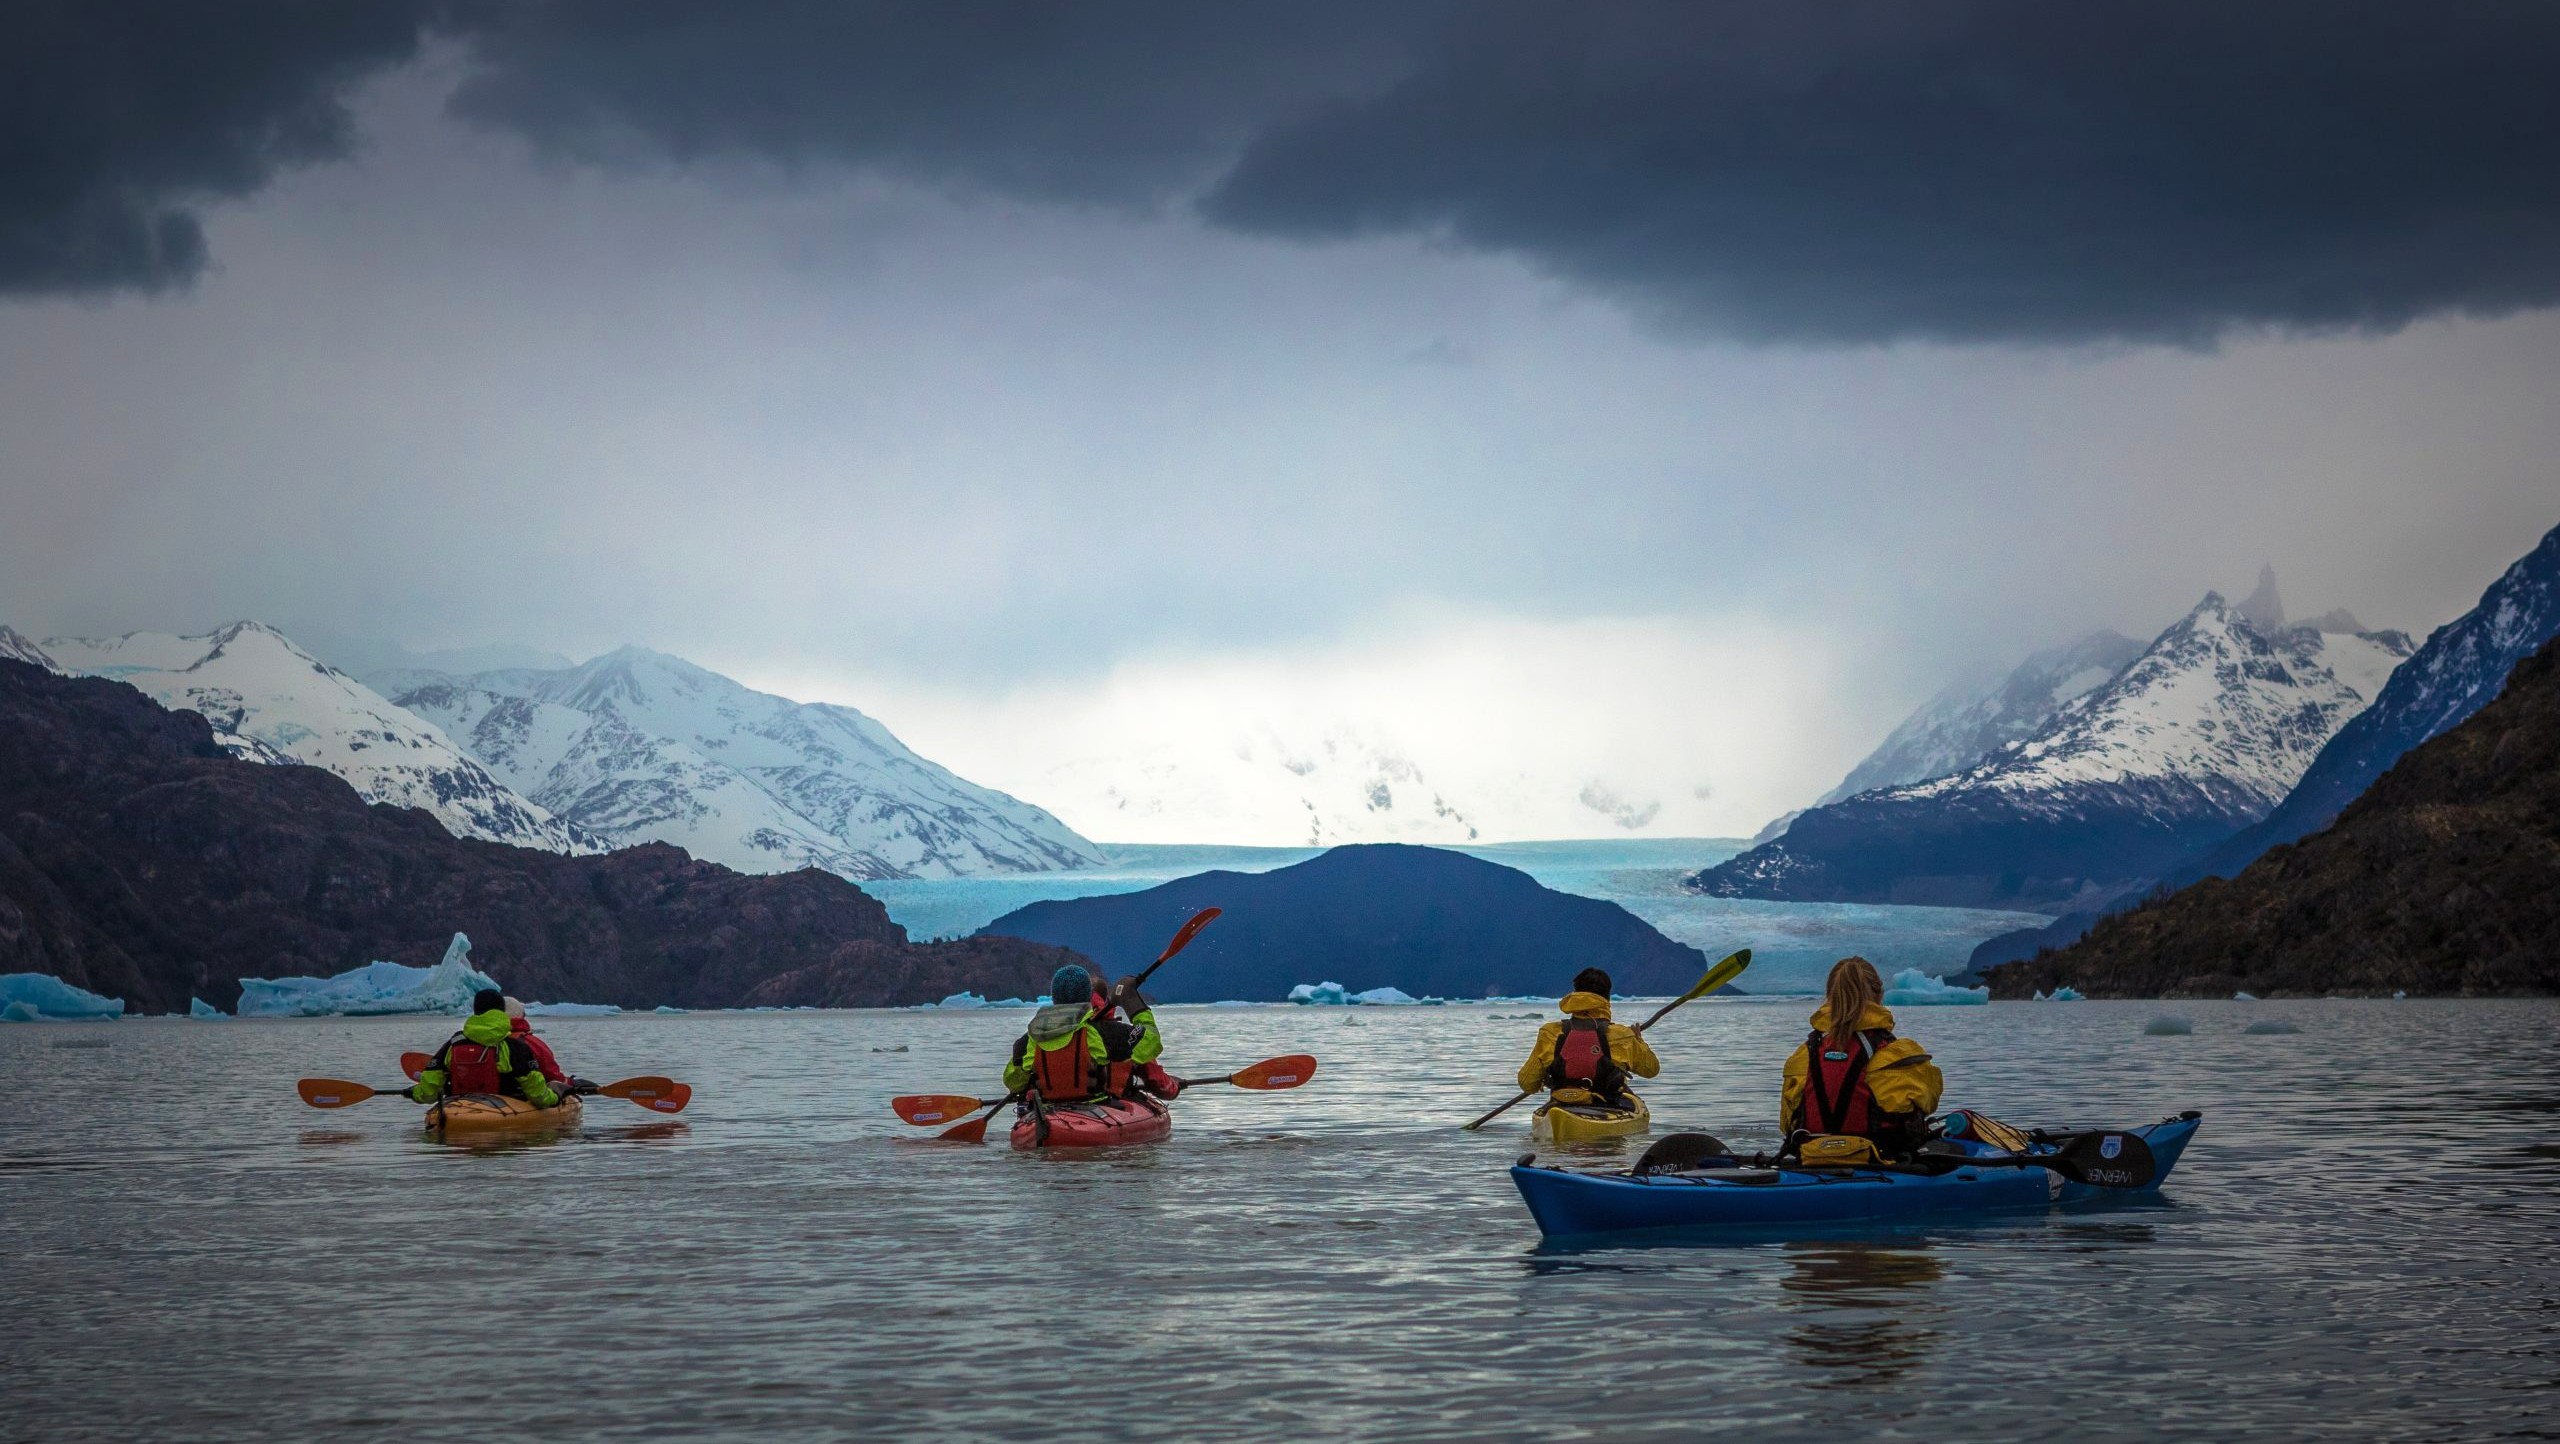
<box><xmin>411</xmin><ymin>1009</ymin><xmax>562</xmax><ymax>1108</ymax></box>
<box><xmin>1003</xmin><ymin>1002</ymin><xmax>1111</xmax><ymax>1096</ymax></box>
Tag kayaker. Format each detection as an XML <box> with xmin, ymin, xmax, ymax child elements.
<box><xmin>1003</xmin><ymin>965</ymin><xmax>1113</xmax><ymax>1103</ymax></box>
<box><xmin>503</xmin><ymin>996</ymin><xmax>594</xmax><ymax>1096</ymax></box>
<box><xmin>1092</xmin><ymin>974</ymin><xmax>1180</xmax><ymax>1100</ymax></box>
<box><xmin>1516</xmin><ymin>967</ymin><xmax>1660</xmax><ymax>1106</ymax></box>
<box><xmin>1780</xmin><ymin>956</ymin><xmax>1944</xmax><ymax>1155</ymax></box>
<box><xmin>411</xmin><ymin>988</ymin><xmax>564</xmax><ymax>1109</ymax></box>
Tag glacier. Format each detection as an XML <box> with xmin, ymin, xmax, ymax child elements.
<box><xmin>0</xmin><ymin>973</ymin><xmax>127</xmax><ymax>1020</ymax></box>
<box><xmin>234</xmin><ymin>933</ymin><xmax>498</xmax><ymax>1018</ymax></box>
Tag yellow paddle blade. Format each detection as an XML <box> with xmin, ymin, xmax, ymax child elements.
<box><xmin>1688</xmin><ymin>949</ymin><xmax>1752</xmax><ymax>1000</ymax></box>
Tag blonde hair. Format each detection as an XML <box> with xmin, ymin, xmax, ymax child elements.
<box><xmin>1823</xmin><ymin>957</ymin><xmax>1883</xmax><ymax>1046</ymax></box>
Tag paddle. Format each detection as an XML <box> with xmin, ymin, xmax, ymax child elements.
<box><xmin>1463</xmin><ymin>949</ymin><xmax>1752</xmax><ymax>1132</ymax></box>
<box><xmin>894</xmin><ymin>1053</ymin><xmax>1319</xmax><ymax>1130</ymax></box>
<box><xmin>1176</xmin><ymin>1054</ymin><xmax>1318</xmax><ymax>1091</ymax></box>
<box><xmin>351</xmin><ymin>1070</ymin><xmax>691</xmax><ymax>1114</ymax></box>
<box><xmin>297</xmin><ymin>1078</ymin><xmax>413</xmax><ymax>1109</ymax></box>
<box><xmin>903</xmin><ymin>908</ymin><xmax>1227</xmax><ymax>1143</ymax></box>
<box><xmin>1914</xmin><ymin>1130</ymin><xmax>2157</xmax><ymax>1189</ymax></box>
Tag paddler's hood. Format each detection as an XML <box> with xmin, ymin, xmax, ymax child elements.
<box><xmin>1027</xmin><ymin>1001</ymin><xmax>1091</xmax><ymax>1041</ymax></box>
<box><xmin>1807</xmin><ymin>1000</ymin><xmax>1897</xmax><ymax>1034</ymax></box>
<box><xmin>1559</xmin><ymin>990</ymin><xmax>1614</xmax><ymax>1020</ymax></box>
<box><xmin>462</xmin><ymin>1009</ymin><xmax>512</xmax><ymax>1045</ymax></box>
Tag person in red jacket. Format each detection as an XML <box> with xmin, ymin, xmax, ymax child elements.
<box><xmin>504</xmin><ymin>996</ymin><xmax>594</xmax><ymax>1096</ymax></box>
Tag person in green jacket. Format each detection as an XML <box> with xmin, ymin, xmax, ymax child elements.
<box><xmin>1003</xmin><ymin>966</ymin><xmax>1114</xmax><ymax>1102</ymax></box>
<box><xmin>411</xmin><ymin>988</ymin><xmax>562</xmax><ymax>1108</ymax></box>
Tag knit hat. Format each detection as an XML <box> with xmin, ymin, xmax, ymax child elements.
<box><xmin>472</xmin><ymin>987</ymin><xmax>506</xmax><ymax>1015</ymax></box>
<box><xmin>1050</xmin><ymin>964</ymin><xmax>1092</xmax><ymax>1005</ymax></box>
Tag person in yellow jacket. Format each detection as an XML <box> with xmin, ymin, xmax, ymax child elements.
<box><xmin>1517</xmin><ymin>968</ymin><xmax>1661</xmax><ymax>1105</ymax></box>
<box><xmin>1781</xmin><ymin>956</ymin><xmax>1945</xmax><ymax>1155</ymax></box>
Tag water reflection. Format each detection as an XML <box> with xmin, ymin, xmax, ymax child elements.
<box><xmin>1780</xmin><ymin>1244</ymin><xmax>1947</xmax><ymax>1387</ymax></box>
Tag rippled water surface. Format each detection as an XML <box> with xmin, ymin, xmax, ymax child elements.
<box><xmin>7</xmin><ymin>999</ymin><xmax>2558</xmax><ymax>1441</ymax></box>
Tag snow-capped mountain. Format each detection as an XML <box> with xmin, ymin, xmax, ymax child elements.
<box><xmin>31</xmin><ymin>622</ymin><xmax>597</xmax><ymax>853</ymax></box>
<box><xmin>1691</xmin><ymin>593</ymin><xmax>2413</xmax><ymax>911</ymax></box>
<box><xmin>381</xmin><ymin>647</ymin><xmax>1102</xmax><ymax>879</ymax></box>
<box><xmin>1813</xmin><ymin>629</ymin><xmax>2146</xmax><ymax>809</ymax></box>
<box><xmin>0</xmin><ymin>626</ymin><xmax>53</xmax><ymax>668</ymax></box>
<box><xmin>1027</xmin><ymin>723</ymin><xmax>1489</xmax><ymax>848</ymax></box>
<box><xmin>2194</xmin><ymin>519</ymin><xmax>2560</xmax><ymax>878</ymax></box>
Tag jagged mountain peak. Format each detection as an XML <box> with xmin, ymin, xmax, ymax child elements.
<box><xmin>0</xmin><ymin>625</ymin><xmax>52</xmax><ymax>668</ymax></box>
<box><xmin>2235</xmin><ymin>566</ymin><xmax>2284</xmax><ymax>632</ymax></box>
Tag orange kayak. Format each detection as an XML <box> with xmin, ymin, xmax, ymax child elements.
<box><xmin>424</xmin><ymin>1092</ymin><xmax>582</xmax><ymax>1137</ymax></box>
<box><xmin>1010</xmin><ymin>1095</ymin><xmax>1172</xmax><ymax>1150</ymax></box>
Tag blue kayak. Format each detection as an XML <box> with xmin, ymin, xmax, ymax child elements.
<box><xmin>1511</xmin><ymin>1112</ymin><xmax>2201</xmax><ymax>1239</ymax></box>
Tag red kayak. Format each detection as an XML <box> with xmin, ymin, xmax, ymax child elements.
<box><xmin>1009</xmin><ymin>1095</ymin><xmax>1173</xmax><ymax>1150</ymax></box>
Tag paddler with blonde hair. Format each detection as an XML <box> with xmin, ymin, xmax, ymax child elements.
<box><xmin>1781</xmin><ymin>956</ymin><xmax>1944</xmax><ymax>1157</ymax></box>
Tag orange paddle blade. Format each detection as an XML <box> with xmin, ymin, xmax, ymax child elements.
<box><xmin>400</xmin><ymin>1051</ymin><xmax>430</xmax><ymax>1080</ymax></box>
<box><xmin>893</xmin><ymin>1093</ymin><xmax>989</xmax><ymax>1125</ymax></box>
<box><xmin>936</xmin><ymin>1108</ymin><xmax>998</xmax><ymax>1143</ymax></box>
<box><xmin>297</xmin><ymin>1078</ymin><xmax>382</xmax><ymax>1109</ymax></box>
<box><xmin>598</xmin><ymin>1076</ymin><xmax>686</xmax><ymax>1111</ymax></box>
<box><xmin>1228</xmin><ymin>1055</ymin><xmax>1318</xmax><ymax>1090</ymax></box>
<box><xmin>1155</xmin><ymin>907</ymin><xmax>1223</xmax><ymax>964</ymax></box>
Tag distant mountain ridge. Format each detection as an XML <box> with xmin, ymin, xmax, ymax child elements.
<box><xmin>0</xmin><ymin>660</ymin><xmax>1085</xmax><ymax>1012</ymax></box>
<box><xmin>1986</xmin><ymin>631</ymin><xmax>2560</xmax><ymax>998</ymax></box>
<box><xmin>977</xmin><ymin>842</ymin><xmax>1712</xmax><ymax>1003</ymax></box>
<box><xmin>383</xmin><ymin>646</ymin><xmax>1102</xmax><ymax>880</ymax></box>
<box><xmin>25</xmin><ymin>622</ymin><xmax>596</xmax><ymax>854</ymax></box>
<box><xmin>1692</xmin><ymin>592</ymin><xmax>2412</xmax><ymax>911</ymax></box>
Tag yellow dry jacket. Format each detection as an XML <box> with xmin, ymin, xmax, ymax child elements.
<box><xmin>1516</xmin><ymin>992</ymin><xmax>1662</xmax><ymax>1094</ymax></box>
<box><xmin>1779</xmin><ymin>1000</ymin><xmax>1943</xmax><ymax>1134</ymax></box>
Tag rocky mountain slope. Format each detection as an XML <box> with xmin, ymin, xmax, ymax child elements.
<box><xmin>382</xmin><ymin>647</ymin><xmax>1101</xmax><ymax>880</ymax></box>
<box><xmin>30</xmin><ymin>622</ymin><xmax>595</xmax><ymax>853</ymax></box>
<box><xmin>0</xmin><ymin>660</ymin><xmax>1083</xmax><ymax>1013</ymax></box>
<box><xmin>1692</xmin><ymin>595</ymin><xmax>2411</xmax><ymax>911</ymax></box>
<box><xmin>1986</xmin><ymin>633</ymin><xmax>2560</xmax><ymax>998</ymax></box>
<box><xmin>978</xmin><ymin>842</ymin><xmax>1712</xmax><ymax>1002</ymax></box>
<box><xmin>1813</xmin><ymin>629</ymin><xmax>2145</xmax><ymax>808</ymax></box>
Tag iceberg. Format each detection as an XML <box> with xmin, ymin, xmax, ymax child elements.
<box><xmin>522</xmin><ymin>1001</ymin><xmax>621</xmax><ymax>1018</ymax></box>
<box><xmin>189</xmin><ymin>996</ymin><xmax>225</xmax><ymax>1018</ymax></box>
<box><xmin>0</xmin><ymin>973</ymin><xmax>127</xmax><ymax>1021</ymax></box>
<box><xmin>1287</xmin><ymin>981</ymin><xmax>1434</xmax><ymax>1005</ymax></box>
<box><xmin>653</xmin><ymin>1004</ymin><xmax>687</xmax><ymax>1015</ymax></box>
<box><xmin>2233</xmin><ymin>991</ymin><xmax>2259</xmax><ymax>1001</ymax></box>
<box><xmin>2031</xmin><ymin>986</ymin><xmax>2085</xmax><ymax>1002</ymax></box>
<box><xmin>921</xmin><ymin>991</ymin><xmax>1038</xmax><ymax>1010</ymax></box>
<box><xmin>234</xmin><ymin>933</ymin><xmax>498</xmax><ymax>1018</ymax></box>
<box><xmin>1882</xmin><ymin>969</ymin><xmax>1989</xmax><ymax>1006</ymax></box>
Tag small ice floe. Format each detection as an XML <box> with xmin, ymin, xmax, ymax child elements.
<box><xmin>2144</xmin><ymin>1014</ymin><xmax>2194</xmax><ymax>1036</ymax></box>
<box><xmin>0</xmin><ymin>973</ymin><xmax>127</xmax><ymax>1021</ymax></box>
<box><xmin>1287</xmin><ymin>981</ymin><xmax>1429</xmax><ymax>1005</ymax></box>
<box><xmin>2234</xmin><ymin>991</ymin><xmax>2259</xmax><ymax>1001</ymax></box>
<box><xmin>189</xmin><ymin>997</ymin><xmax>225</xmax><ymax>1018</ymax></box>
<box><xmin>2242</xmin><ymin>1020</ymin><xmax>2301</xmax><ymax>1035</ymax></box>
<box><xmin>923</xmin><ymin>991</ymin><xmax>1037</xmax><ymax>1010</ymax></box>
<box><xmin>652</xmin><ymin>1005</ymin><xmax>686</xmax><ymax>1015</ymax></box>
<box><xmin>2032</xmin><ymin>987</ymin><xmax>2086</xmax><ymax>1002</ymax></box>
<box><xmin>235</xmin><ymin>934</ymin><xmax>496</xmax><ymax>1018</ymax></box>
<box><xmin>1882</xmin><ymin>969</ymin><xmax>1989</xmax><ymax>1006</ymax></box>
<box><xmin>2393</xmin><ymin>991</ymin><xmax>2407</xmax><ymax>1001</ymax></box>
<box><xmin>523</xmin><ymin>1001</ymin><xmax>621</xmax><ymax>1018</ymax></box>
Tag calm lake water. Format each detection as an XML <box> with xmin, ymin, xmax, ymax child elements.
<box><xmin>869</xmin><ymin>840</ymin><xmax>2046</xmax><ymax>996</ymax></box>
<box><xmin>7</xmin><ymin>997</ymin><xmax>2557</xmax><ymax>1441</ymax></box>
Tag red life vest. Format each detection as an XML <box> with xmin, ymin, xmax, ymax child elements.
<box><xmin>1801</xmin><ymin>1027</ymin><xmax>1892</xmax><ymax>1136</ymax></box>
<box><xmin>1546</xmin><ymin>1017</ymin><xmax>1628</xmax><ymax>1096</ymax></box>
<box><xmin>439</xmin><ymin>1035</ymin><xmax>519</xmax><ymax>1095</ymax></box>
<box><xmin>1030</xmin><ymin>1027</ymin><xmax>1101</xmax><ymax>1102</ymax></box>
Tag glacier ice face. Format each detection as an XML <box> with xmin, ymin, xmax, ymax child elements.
<box><xmin>1882</xmin><ymin>969</ymin><xmax>1989</xmax><ymax>1006</ymax></box>
<box><xmin>0</xmin><ymin>973</ymin><xmax>125</xmax><ymax>1020</ymax></box>
<box><xmin>234</xmin><ymin>933</ymin><xmax>499</xmax><ymax>1018</ymax></box>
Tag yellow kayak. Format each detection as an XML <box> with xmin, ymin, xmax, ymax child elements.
<box><xmin>1532</xmin><ymin>1091</ymin><xmax>1650</xmax><ymax>1142</ymax></box>
<box><xmin>424</xmin><ymin>1092</ymin><xmax>582</xmax><ymax>1137</ymax></box>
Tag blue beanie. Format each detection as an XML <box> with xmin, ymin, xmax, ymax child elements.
<box><xmin>1050</xmin><ymin>964</ymin><xmax>1092</xmax><ymax>1005</ymax></box>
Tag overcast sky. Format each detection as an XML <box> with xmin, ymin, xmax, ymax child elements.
<box><xmin>4</xmin><ymin>3</ymin><xmax>2556</xmax><ymax>841</ymax></box>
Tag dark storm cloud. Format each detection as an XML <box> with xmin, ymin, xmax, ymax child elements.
<box><xmin>1203</xmin><ymin>1</ymin><xmax>2560</xmax><ymax>344</ymax></box>
<box><xmin>12</xmin><ymin>2</ymin><xmax>2560</xmax><ymax>343</ymax></box>
<box><xmin>0</xmin><ymin>1</ymin><xmax>442</xmax><ymax>296</ymax></box>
